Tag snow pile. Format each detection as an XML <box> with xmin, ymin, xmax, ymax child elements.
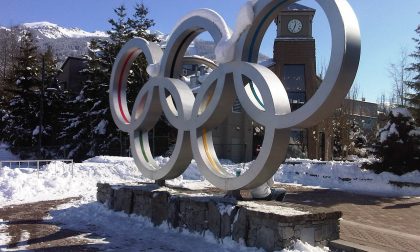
<box><xmin>287</xmin><ymin>241</ymin><xmax>329</xmax><ymax>252</ymax></box>
<box><xmin>3</xmin><ymin>155</ymin><xmax>419</xmax><ymax>207</ymax></box>
<box><xmin>0</xmin><ymin>156</ymin><xmax>208</xmax><ymax>207</ymax></box>
<box><xmin>0</xmin><ymin>219</ymin><xmax>10</xmax><ymax>246</ymax></box>
<box><xmin>275</xmin><ymin>160</ymin><xmax>420</xmax><ymax>197</ymax></box>
<box><xmin>0</xmin><ymin>157</ymin><xmax>145</xmax><ymax>206</ymax></box>
<box><xmin>45</xmin><ymin>199</ymin><xmax>327</xmax><ymax>252</ymax></box>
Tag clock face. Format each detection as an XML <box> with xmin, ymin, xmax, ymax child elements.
<box><xmin>288</xmin><ymin>19</ymin><xmax>303</xmax><ymax>34</ymax></box>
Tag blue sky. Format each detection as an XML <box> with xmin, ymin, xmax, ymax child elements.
<box><xmin>0</xmin><ymin>0</ymin><xmax>418</xmax><ymax>103</ymax></box>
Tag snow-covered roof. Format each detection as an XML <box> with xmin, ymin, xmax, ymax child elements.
<box><xmin>60</xmin><ymin>56</ymin><xmax>85</xmax><ymax>70</ymax></box>
<box><xmin>284</xmin><ymin>3</ymin><xmax>315</xmax><ymax>12</ymax></box>
<box><xmin>259</xmin><ymin>58</ymin><xmax>275</xmax><ymax>68</ymax></box>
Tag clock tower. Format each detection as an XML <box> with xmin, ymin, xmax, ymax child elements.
<box><xmin>272</xmin><ymin>3</ymin><xmax>330</xmax><ymax>160</ymax></box>
<box><xmin>273</xmin><ymin>3</ymin><xmax>317</xmax><ymax>105</ymax></box>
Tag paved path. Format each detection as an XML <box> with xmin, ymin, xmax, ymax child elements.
<box><xmin>0</xmin><ymin>198</ymin><xmax>98</xmax><ymax>251</ymax></box>
<box><xmin>1</xmin><ymin>185</ymin><xmax>419</xmax><ymax>251</ymax></box>
<box><xmin>279</xmin><ymin>184</ymin><xmax>420</xmax><ymax>252</ymax></box>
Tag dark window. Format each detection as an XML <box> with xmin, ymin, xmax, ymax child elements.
<box><xmin>283</xmin><ymin>65</ymin><xmax>306</xmax><ymax>92</ymax></box>
<box><xmin>287</xmin><ymin>129</ymin><xmax>308</xmax><ymax>158</ymax></box>
<box><xmin>232</xmin><ymin>98</ymin><xmax>242</xmax><ymax>113</ymax></box>
<box><xmin>283</xmin><ymin>65</ymin><xmax>306</xmax><ymax>110</ymax></box>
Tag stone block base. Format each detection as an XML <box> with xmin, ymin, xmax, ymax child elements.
<box><xmin>97</xmin><ymin>183</ymin><xmax>341</xmax><ymax>251</ymax></box>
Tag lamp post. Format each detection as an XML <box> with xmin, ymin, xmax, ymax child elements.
<box><xmin>39</xmin><ymin>55</ymin><xmax>45</xmax><ymax>158</ymax></box>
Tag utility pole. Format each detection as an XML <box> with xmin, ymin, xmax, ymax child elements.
<box><xmin>39</xmin><ymin>56</ymin><xmax>45</xmax><ymax>158</ymax></box>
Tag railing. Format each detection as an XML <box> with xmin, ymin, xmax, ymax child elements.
<box><xmin>0</xmin><ymin>159</ymin><xmax>74</xmax><ymax>177</ymax></box>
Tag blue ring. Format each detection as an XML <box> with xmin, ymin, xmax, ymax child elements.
<box><xmin>247</xmin><ymin>0</ymin><xmax>289</xmax><ymax>108</ymax></box>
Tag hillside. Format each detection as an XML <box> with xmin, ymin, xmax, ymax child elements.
<box><xmin>0</xmin><ymin>22</ymin><xmax>269</xmax><ymax>66</ymax></box>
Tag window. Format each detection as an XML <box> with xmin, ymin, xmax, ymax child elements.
<box><xmin>232</xmin><ymin>98</ymin><xmax>242</xmax><ymax>113</ymax></box>
<box><xmin>283</xmin><ymin>65</ymin><xmax>306</xmax><ymax>92</ymax></box>
<box><xmin>287</xmin><ymin>129</ymin><xmax>308</xmax><ymax>158</ymax></box>
<box><xmin>283</xmin><ymin>65</ymin><xmax>306</xmax><ymax>111</ymax></box>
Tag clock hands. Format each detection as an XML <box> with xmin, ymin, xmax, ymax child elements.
<box><xmin>293</xmin><ymin>21</ymin><xmax>297</xmax><ymax>32</ymax></box>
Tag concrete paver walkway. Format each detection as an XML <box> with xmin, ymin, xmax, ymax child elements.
<box><xmin>279</xmin><ymin>184</ymin><xmax>420</xmax><ymax>251</ymax></box>
<box><xmin>1</xmin><ymin>184</ymin><xmax>419</xmax><ymax>251</ymax></box>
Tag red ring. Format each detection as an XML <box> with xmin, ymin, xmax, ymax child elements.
<box><xmin>118</xmin><ymin>50</ymin><xmax>140</xmax><ymax>124</ymax></box>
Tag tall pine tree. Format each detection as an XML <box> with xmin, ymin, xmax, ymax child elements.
<box><xmin>1</xmin><ymin>33</ymin><xmax>66</xmax><ymax>158</ymax></box>
<box><xmin>60</xmin><ymin>4</ymin><xmax>158</xmax><ymax>161</ymax></box>
<box><xmin>39</xmin><ymin>45</ymin><xmax>67</xmax><ymax>157</ymax></box>
<box><xmin>407</xmin><ymin>24</ymin><xmax>420</xmax><ymax>124</ymax></box>
<box><xmin>2</xmin><ymin>31</ymin><xmax>41</xmax><ymax>158</ymax></box>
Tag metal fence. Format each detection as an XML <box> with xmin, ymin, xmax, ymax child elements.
<box><xmin>0</xmin><ymin>159</ymin><xmax>74</xmax><ymax>177</ymax></box>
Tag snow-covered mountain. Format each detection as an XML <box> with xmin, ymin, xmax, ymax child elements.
<box><xmin>22</xmin><ymin>21</ymin><xmax>108</xmax><ymax>39</ymax></box>
<box><xmin>7</xmin><ymin>22</ymin><xmax>109</xmax><ymax>64</ymax></box>
<box><xmin>1</xmin><ymin>21</ymin><xmax>267</xmax><ymax>65</ymax></box>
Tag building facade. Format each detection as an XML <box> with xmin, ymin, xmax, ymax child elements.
<box><xmin>57</xmin><ymin>57</ymin><xmax>87</xmax><ymax>94</ymax></box>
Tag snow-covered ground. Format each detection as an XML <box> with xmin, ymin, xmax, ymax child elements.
<box><xmin>1</xmin><ymin>155</ymin><xmax>419</xmax><ymax>251</ymax></box>
<box><xmin>2</xmin><ymin>156</ymin><xmax>419</xmax><ymax>207</ymax></box>
<box><xmin>275</xmin><ymin>158</ymin><xmax>420</xmax><ymax>197</ymax></box>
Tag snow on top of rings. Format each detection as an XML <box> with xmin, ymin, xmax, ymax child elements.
<box><xmin>171</xmin><ymin>8</ymin><xmax>232</xmax><ymax>44</ymax></box>
<box><xmin>215</xmin><ymin>0</ymin><xmax>258</xmax><ymax>63</ymax></box>
<box><xmin>146</xmin><ymin>63</ymin><xmax>161</xmax><ymax>77</ymax></box>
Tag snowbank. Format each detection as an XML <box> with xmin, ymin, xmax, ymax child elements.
<box><xmin>0</xmin><ymin>156</ymin><xmax>210</xmax><ymax>207</ymax></box>
<box><xmin>0</xmin><ymin>219</ymin><xmax>10</xmax><ymax>246</ymax></box>
<box><xmin>2</xmin><ymin>156</ymin><xmax>420</xmax><ymax>207</ymax></box>
<box><xmin>275</xmin><ymin>160</ymin><xmax>420</xmax><ymax>197</ymax></box>
<box><xmin>0</xmin><ymin>157</ymin><xmax>144</xmax><ymax>207</ymax></box>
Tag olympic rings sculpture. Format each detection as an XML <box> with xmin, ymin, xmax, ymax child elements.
<box><xmin>110</xmin><ymin>0</ymin><xmax>361</xmax><ymax>191</ymax></box>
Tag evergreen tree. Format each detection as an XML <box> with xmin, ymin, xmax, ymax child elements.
<box><xmin>0</xmin><ymin>26</ymin><xmax>20</xmax><ymax>92</ymax></box>
<box><xmin>1</xmin><ymin>33</ymin><xmax>66</xmax><ymax>158</ymax></box>
<box><xmin>348</xmin><ymin>120</ymin><xmax>367</xmax><ymax>157</ymax></box>
<box><xmin>60</xmin><ymin>3</ymin><xmax>158</xmax><ymax>161</ymax></box>
<box><xmin>42</xmin><ymin>45</ymin><xmax>60</xmax><ymax>86</ymax></box>
<box><xmin>368</xmin><ymin>108</ymin><xmax>420</xmax><ymax>175</ymax></box>
<box><xmin>39</xmin><ymin>46</ymin><xmax>67</xmax><ymax>156</ymax></box>
<box><xmin>2</xmin><ymin>31</ymin><xmax>41</xmax><ymax>158</ymax></box>
<box><xmin>128</xmin><ymin>3</ymin><xmax>159</xmax><ymax>43</ymax></box>
<box><xmin>10</xmin><ymin>31</ymin><xmax>40</xmax><ymax>91</ymax></box>
<box><xmin>407</xmin><ymin>24</ymin><xmax>420</xmax><ymax>124</ymax></box>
